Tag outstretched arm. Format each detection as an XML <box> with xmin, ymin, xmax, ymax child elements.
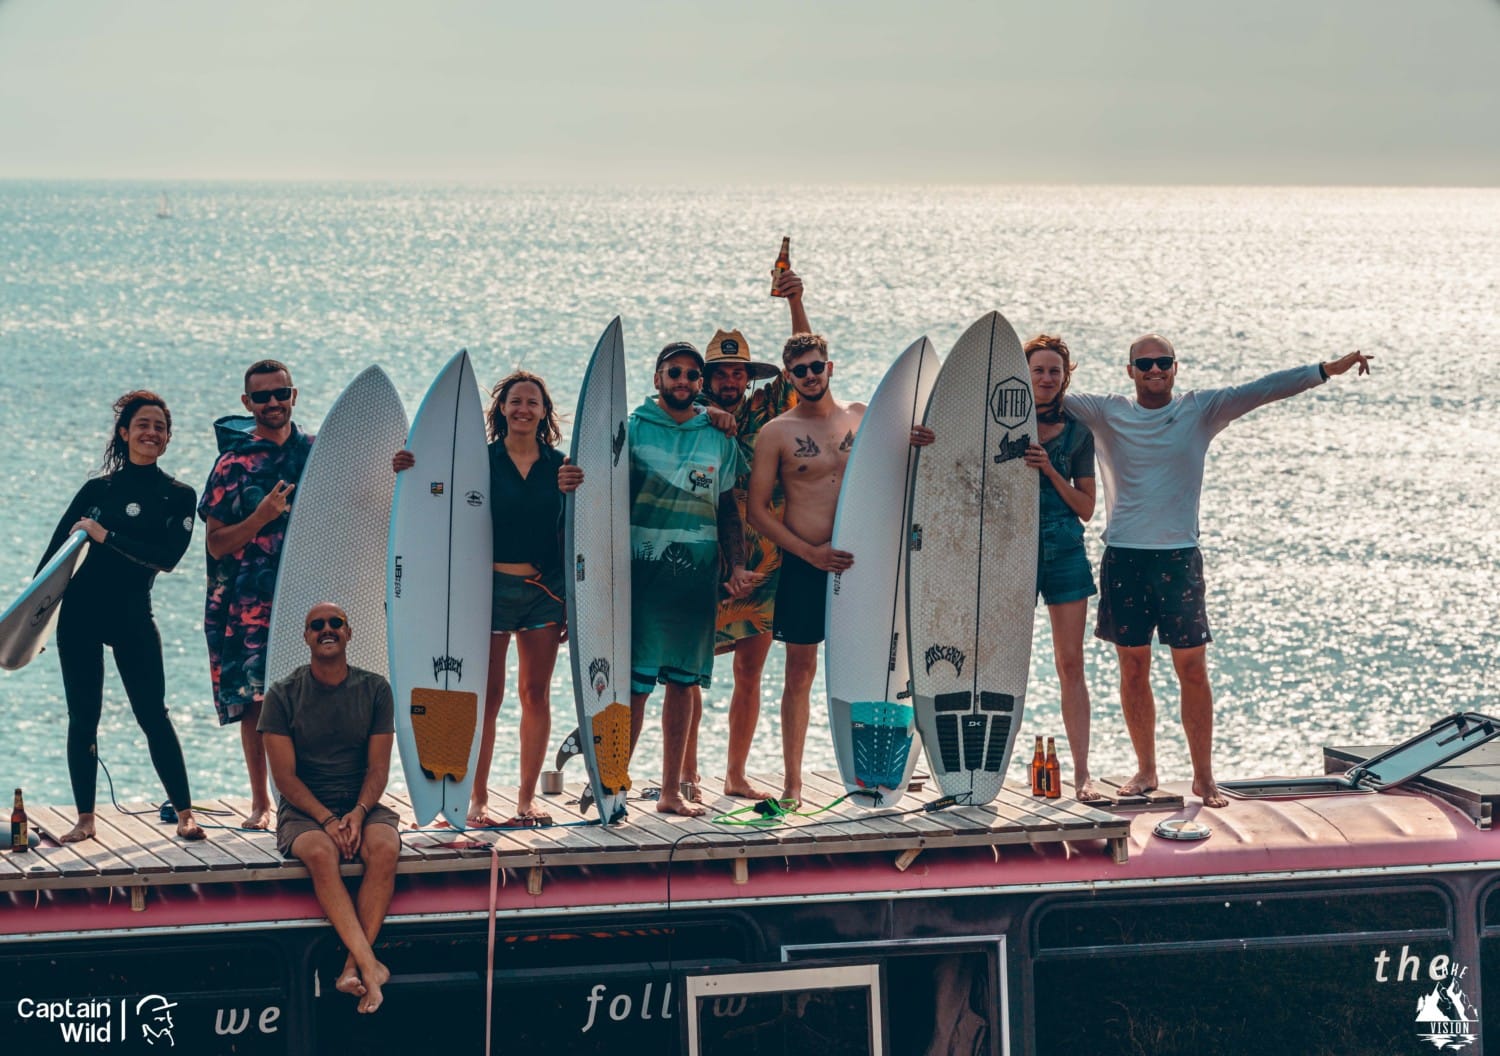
<box><xmin>777</xmin><ymin>267</ymin><xmax>810</xmax><ymax>334</ymax></box>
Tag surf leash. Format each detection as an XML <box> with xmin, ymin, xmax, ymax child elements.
<box><xmin>95</xmin><ymin>754</ymin><xmax>234</xmax><ymax>820</ymax></box>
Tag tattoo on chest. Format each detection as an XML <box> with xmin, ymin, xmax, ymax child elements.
<box><xmin>794</xmin><ymin>436</ymin><xmax>821</xmax><ymax>458</ymax></box>
<box><xmin>837</xmin><ymin>431</ymin><xmax>854</xmax><ymax>453</ymax></box>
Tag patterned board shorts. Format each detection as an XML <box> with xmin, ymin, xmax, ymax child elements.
<box><xmin>1095</xmin><ymin>546</ymin><xmax>1212</xmax><ymax>649</ymax></box>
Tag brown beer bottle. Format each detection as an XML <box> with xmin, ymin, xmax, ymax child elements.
<box><xmin>1030</xmin><ymin>736</ymin><xmax>1047</xmax><ymax>796</ymax></box>
<box><xmin>770</xmin><ymin>236</ymin><xmax>791</xmax><ymax>297</ymax></box>
<box><xmin>11</xmin><ymin>788</ymin><xmax>28</xmax><ymax>853</ymax></box>
<box><xmin>1044</xmin><ymin>738</ymin><xmax>1062</xmax><ymax>800</ymax></box>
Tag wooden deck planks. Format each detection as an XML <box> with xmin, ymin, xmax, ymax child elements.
<box><xmin>26</xmin><ymin>805</ymin><xmax>136</xmax><ymax>877</ymax></box>
<box><xmin>1</xmin><ymin>771</ymin><xmax>1127</xmax><ymax>897</ymax></box>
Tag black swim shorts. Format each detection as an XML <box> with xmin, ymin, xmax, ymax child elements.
<box><xmin>772</xmin><ymin>551</ymin><xmax>828</xmax><ymax>645</ymax></box>
<box><xmin>1094</xmin><ymin>546</ymin><xmax>1213</xmax><ymax>649</ymax></box>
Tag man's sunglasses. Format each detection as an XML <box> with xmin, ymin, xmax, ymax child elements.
<box><xmin>248</xmin><ymin>387</ymin><xmax>294</xmax><ymax>405</ymax></box>
<box><xmin>307</xmin><ymin>617</ymin><xmax>346</xmax><ymax>632</ymax></box>
<box><xmin>1132</xmin><ymin>356</ymin><xmax>1175</xmax><ymax>372</ymax></box>
<box><xmin>790</xmin><ymin>360</ymin><xmax>829</xmax><ymax>379</ymax></box>
<box><xmin>664</xmin><ymin>367</ymin><xmax>701</xmax><ymax>382</ymax></box>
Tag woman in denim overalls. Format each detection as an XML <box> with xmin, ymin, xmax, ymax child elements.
<box><xmin>1023</xmin><ymin>334</ymin><xmax>1101</xmax><ymax>801</ymax></box>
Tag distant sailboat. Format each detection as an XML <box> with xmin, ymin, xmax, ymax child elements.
<box><xmin>156</xmin><ymin>193</ymin><xmax>172</xmax><ymax>220</ymax></box>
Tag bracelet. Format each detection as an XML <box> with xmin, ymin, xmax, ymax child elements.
<box><xmin>354</xmin><ymin>802</ymin><xmax>369</xmax><ymax>816</ymax></box>
<box><xmin>319</xmin><ymin>814</ymin><xmax>337</xmax><ymax>829</ymax></box>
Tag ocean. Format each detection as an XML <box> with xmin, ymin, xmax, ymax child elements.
<box><xmin>2</xmin><ymin>182</ymin><xmax>1497</xmax><ymax>811</ymax></box>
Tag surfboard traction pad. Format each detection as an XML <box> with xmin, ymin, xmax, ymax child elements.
<box><xmin>591</xmin><ymin>702</ymin><xmax>633</xmax><ymax>793</ymax></box>
<box><xmin>409</xmin><ymin>688</ymin><xmax>478</xmax><ymax>782</ymax></box>
<box><xmin>921</xmin><ymin>689</ymin><xmax>1018</xmax><ymax>778</ymax></box>
<box><xmin>842</xmin><ymin>699</ymin><xmax>917</xmax><ymax>792</ymax></box>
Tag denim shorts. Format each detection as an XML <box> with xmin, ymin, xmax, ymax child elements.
<box><xmin>1036</xmin><ymin>518</ymin><xmax>1097</xmax><ymax>607</ymax></box>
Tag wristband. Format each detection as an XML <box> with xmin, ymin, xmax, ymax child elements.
<box><xmin>354</xmin><ymin>802</ymin><xmax>369</xmax><ymax>816</ymax></box>
<box><xmin>1318</xmin><ymin>363</ymin><xmax>1329</xmax><ymax>380</ymax></box>
<box><xmin>319</xmin><ymin>814</ymin><xmax>337</xmax><ymax>829</ymax></box>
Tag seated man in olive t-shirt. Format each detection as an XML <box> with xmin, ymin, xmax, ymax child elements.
<box><xmin>259</xmin><ymin>602</ymin><xmax>399</xmax><ymax>1014</ymax></box>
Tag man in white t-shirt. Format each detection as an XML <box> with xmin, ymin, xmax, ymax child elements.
<box><xmin>1066</xmin><ymin>334</ymin><xmax>1371</xmax><ymax>807</ymax></box>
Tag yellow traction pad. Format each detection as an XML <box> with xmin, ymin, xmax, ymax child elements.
<box><xmin>592</xmin><ymin>702</ymin><xmax>633</xmax><ymax>793</ymax></box>
<box><xmin>409</xmin><ymin>688</ymin><xmax>478</xmax><ymax>782</ymax></box>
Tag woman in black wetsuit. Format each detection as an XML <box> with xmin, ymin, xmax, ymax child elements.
<box><xmin>41</xmin><ymin>390</ymin><xmax>204</xmax><ymax>843</ymax></box>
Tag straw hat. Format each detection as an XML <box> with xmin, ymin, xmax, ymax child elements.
<box><xmin>704</xmin><ymin>329</ymin><xmax>780</xmax><ymax>381</ymax></box>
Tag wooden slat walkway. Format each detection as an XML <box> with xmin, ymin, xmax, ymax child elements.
<box><xmin>6</xmin><ymin>771</ymin><xmax>1129</xmax><ymax>898</ymax></box>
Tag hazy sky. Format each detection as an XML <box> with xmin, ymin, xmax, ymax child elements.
<box><xmin>1</xmin><ymin>0</ymin><xmax>1497</xmax><ymax>184</ymax></box>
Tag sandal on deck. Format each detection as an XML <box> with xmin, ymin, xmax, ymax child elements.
<box><xmin>500</xmin><ymin>813</ymin><xmax>553</xmax><ymax>829</ymax></box>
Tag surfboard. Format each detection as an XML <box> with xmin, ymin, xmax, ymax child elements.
<box><xmin>906</xmin><ymin>312</ymin><xmax>1038</xmax><ymax>806</ymax></box>
<box><xmin>387</xmin><ymin>350</ymin><xmax>493</xmax><ymax>829</ymax></box>
<box><xmin>265</xmin><ymin>365</ymin><xmax>407</xmax><ymax>686</ymax></box>
<box><xmin>824</xmin><ymin>337</ymin><xmax>939</xmax><ymax>808</ymax></box>
<box><xmin>563</xmin><ymin>317</ymin><xmax>633</xmax><ymax>824</ymax></box>
<box><xmin>0</xmin><ymin>531</ymin><xmax>89</xmax><ymax>671</ymax></box>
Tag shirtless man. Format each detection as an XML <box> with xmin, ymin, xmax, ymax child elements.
<box><xmin>747</xmin><ymin>333</ymin><xmax>933</xmax><ymax>804</ymax></box>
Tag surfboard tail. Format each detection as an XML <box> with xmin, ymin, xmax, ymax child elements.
<box><xmin>849</xmin><ymin>701</ymin><xmax>917</xmax><ymax>793</ymax></box>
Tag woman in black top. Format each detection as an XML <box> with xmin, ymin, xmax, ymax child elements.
<box><xmin>40</xmin><ymin>391</ymin><xmax>204</xmax><ymax>842</ymax></box>
<box><xmin>394</xmin><ymin>370</ymin><xmax>582</xmax><ymax>826</ymax></box>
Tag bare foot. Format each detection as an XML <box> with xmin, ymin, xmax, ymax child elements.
<box><xmin>1193</xmin><ymin>777</ymin><xmax>1228</xmax><ymax>809</ymax></box>
<box><xmin>357</xmin><ymin>961</ymin><xmax>391</xmax><ymax>1014</ymax></box>
<box><xmin>176</xmin><ymin>810</ymin><xmax>207</xmax><ymax>841</ymax></box>
<box><xmin>1074</xmin><ymin>779</ymin><xmax>1108</xmax><ymax>804</ymax></box>
<box><xmin>655</xmin><ymin>795</ymin><xmax>705</xmax><ymax>818</ymax></box>
<box><xmin>60</xmin><ymin>814</ymin><xmax>97</xmax><ymax>843</ymax></box>
<box><xmin>723</xmin><ymin>779</ymin><xmax>775</xmax><ymax>800</ymax></box>
<box><xmin>466</xmin><ymin>808</ymin><xmax>501</xmax><ymax>828</ymax></box>
<box><xmin>1117</xmin><ymin>772</ymin><xmax>1158</xmax><ymax>796</ymax></box>
<box><xmin>241</xmin><ymin>804</ymin><xmax>271</xmax><ymax>830</ymax></box>
<box><xmin>336</xmin><ymin>956</ymin><xmax>367</xmax><ymax>997</ymax></box>
<box><xmin>678</xmin><ymin>780</ymin><xmax>704</xmax><ymax>804</ymax></box>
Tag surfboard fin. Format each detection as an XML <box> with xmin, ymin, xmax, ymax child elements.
<box><xmin>554</xmin><ymin>726</ymin><xmax>584</xmax><ymax>771</ymax></box>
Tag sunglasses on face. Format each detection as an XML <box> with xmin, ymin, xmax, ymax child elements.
<box><xmin>664</xmin><ymin>367</ymin><xmax>701</xmax><ymax>382</ymax></box>
<box><xmin>248</xmin><ymin>387</ymin><xmax>294</xmax><ymax>405</ymax></box>
<box><xmin>306</xmin><ymin>617</ymin><xmax>346</xmax><ymax>632</ymax></box>
<box><xmin>790</xmin><ymin>360</ymin><xmax>829</xmax><ymax>379</ymax></box>
<box><xmin>1132</xmin><ymin>357</ymin><xmax>1175</xmax><ymax>372</ymax></box>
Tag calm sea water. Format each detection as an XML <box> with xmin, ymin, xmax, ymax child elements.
<box><xmin>1</xmin><ymin>182</ymin><xmax>1497</xmax><ymax>810</ymax></box>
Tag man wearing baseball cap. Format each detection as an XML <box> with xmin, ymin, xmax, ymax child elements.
<box><xmin>680</xmin><ymin>269</ymin><xmax>811</xmax><ymax>803</ymax></box>
<box><xmin>627</xmin><ymin>340</ymin><xmax>756</xmax><ymax>817</ymax></box>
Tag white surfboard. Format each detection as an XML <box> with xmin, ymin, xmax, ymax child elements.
<box><xmin>0</xmin><ymin>531</ymin><xmax>89</xmax><ymax>671</ymax></box>
<box><xmin>564</xmin><ymin>318</ymin><xmax>633</xmax><ymax>824</ymax></box>
<box><xmin>907</xmin><ymin>312</ymin><xmax>1038</xmax><ymax>806</ymax></box>
<box><xmin>388</xmin><ymin>351</ymin><xmax>493</xmax><ymax>829</ymax></box>
<box><xmin>265</xmin><ymin>366</ymin><xmax>407</xmax><ymax>686</ymax></box>
<box><xmin>824</xmin><ymin>338</ymin><xmax>939</xmax><ymax>809</ymax></box>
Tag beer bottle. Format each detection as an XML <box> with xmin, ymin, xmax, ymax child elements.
<box><xmin>1030</xmin><ymin>736</ymin><xmax>1046</xmax><ymax>797</ymax></box>
<box><xmin>1044</xmin><ymin>738</ymin><xmax>1061</xmax><ymax>800</ymax></box>
<box><xmin>770</xmin><ymin>236</ymin><xmax>791</xmax><ymax>297</ymax></box>
<box><xmin>11</xmin><ymin>788</ymin><xmax>28</xmax><ymax>853</ymax></box>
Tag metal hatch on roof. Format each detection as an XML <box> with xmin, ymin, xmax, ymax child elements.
<box><xmin>1221</xmin><ymin>712</ymin><xmax>1500</xmax><ymax>800</ymax></box>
